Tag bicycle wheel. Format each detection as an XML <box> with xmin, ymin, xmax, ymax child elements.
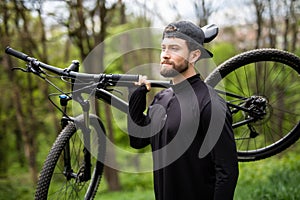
<box><xmin>205</xmin><ymin>48</ymin><xmax>300</xmax><ymax>161</ymax></box>
<box><xmin>35</xmin><ymin>114</ymin><xmax>106</xmax><ymax>199</ymax></box>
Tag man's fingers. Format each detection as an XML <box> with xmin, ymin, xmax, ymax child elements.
<box><xmin>135</xmin><ymin>75</ymin><xmax>151</xmax><ymax>91</ymax></box>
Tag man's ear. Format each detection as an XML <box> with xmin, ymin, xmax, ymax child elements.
<box><xmin>189</xmin><ymin>49</ymin><xmax>201</xmax><ymax>63</ymax></box>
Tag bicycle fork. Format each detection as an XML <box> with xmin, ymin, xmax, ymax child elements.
<box><xmin>59</xmin><ymin>94</ymin><xmax>92</xmax><ymax>182</ymax></box>
<box><xmin>78</xmin><ymin>96</ymin><xmax>92</xmax><ymax>182</ymax></box>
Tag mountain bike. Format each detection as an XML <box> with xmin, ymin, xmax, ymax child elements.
<box><xmin>5</xmin><ymin>24</ymin><xmax>300</xmax><ymax>200</ymax></box>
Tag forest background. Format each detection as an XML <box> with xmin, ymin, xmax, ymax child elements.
<box><xmin>0</xmin><ymin>0</ymin><xmax>300</xmax><ymax>199</ymax></box>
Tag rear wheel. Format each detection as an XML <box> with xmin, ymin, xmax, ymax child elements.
<box><xmin>35</xmin><ymin>114</ymin><xmax>106</xmax><ymax>199</ymax></box>
<box><xmin>205</xmin><ymin>48</ymin><xmax>300</xmax><ymax>161</ymax></box>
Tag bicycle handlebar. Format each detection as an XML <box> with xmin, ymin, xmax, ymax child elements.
<box><xmin>5</xmin><ymin>46</ymin><xmax>30</xmax><ymax>61</ymax></box>
<box><xmin>5</xmin><ymin>46</ymin><xmax>140</xmax><ymax>84</ymax></box>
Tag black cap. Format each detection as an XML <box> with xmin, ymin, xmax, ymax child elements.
<box><xmin>162</xmin><ymin>21</ymin><xmax>213</xmax><ymax>58</ymax></box>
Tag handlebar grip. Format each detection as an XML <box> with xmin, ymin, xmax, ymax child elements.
<box><xmin>5</xmin><ymin>46</ymin><xmax>30</xmax><ymax>61</ymax></box>
<box><xmin>107</xmin><ymin>74</ymin><xmax>139</xmax><ymax>82</ymax></box>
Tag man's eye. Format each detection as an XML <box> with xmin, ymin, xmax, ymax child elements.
<box><xmin>171</xmin><ymin>47</ymin><xmax>179</xmax><ymax>51</ymax></box>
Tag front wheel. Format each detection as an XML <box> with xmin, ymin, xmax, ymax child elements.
<box><xmin>205</xmin><ymin>48</ymin><xmax>300</xmax><ymax>161</ymax></box>
<box><xmin>34</xmin><ymin>114</ymin><xmax>106</xmax><ymax>199</ymax></box>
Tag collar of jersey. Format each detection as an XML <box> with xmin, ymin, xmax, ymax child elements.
<box><xmin>171</xmin><ymin>74</ymin><xmax>201</xmax><ymax>93</ymax></box>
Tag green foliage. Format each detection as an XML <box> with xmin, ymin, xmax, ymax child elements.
<box><xmin>0</xmin><ymin>175</ymin><xmax>35</xmax><ymax>200</ymax></box>
<box><xmin>235</xmin><ymin>141</ymin><xmax>300</xmax><ymax>200</ymax></box>
<box><xmin>211</xmin><ymin>42</ymin><xmax>239</xmax><ymax>65</ymax></box>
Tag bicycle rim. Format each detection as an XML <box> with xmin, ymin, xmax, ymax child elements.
<box><xmin>206</xmin><ymin>49</ymin><xmax>300</xmax><ymax>161</ymax></box>
<box><xmin>35</xmin><ymin>115</ymin><xmax>106</xmax><ymax>199</ymax></box>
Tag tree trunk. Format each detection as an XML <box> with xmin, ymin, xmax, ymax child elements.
<box><xmin>10</xmin><ymin>0</ymin><xmax>43</xmax><ymax>184</ymax></box>
<box><xmin>289</xmin><ymin>0</ymin><xmax>298</xmax><ymax>53</ymax></box>
<box><xmin>267</xmin><ymin>0</ymin><xmax>276</xmax><ymax>48</ymax></box>
<box><xmin>100</xmin><ymin>0</ymin><xmax>122</xmax><ymax>191</ymax></box>
<box><xmin>103</xmin><ymin>104</ymin><xmax>121</xmax><ymax>191</ymax></box>
<box><xmin>283</xmin><ymin>17</ymin><xmax>289</xmax><ymax>51</ymax></box>
<box><xmin>253</xmin><ymin>0</ymin><xmax>264</xmax><ymax>49</ymax></box>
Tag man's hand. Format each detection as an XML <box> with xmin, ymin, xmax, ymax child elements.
<box><xmin>135</xmin><ymin>75</ymin><xmax>151</xmax><ymax>91</ymax></box>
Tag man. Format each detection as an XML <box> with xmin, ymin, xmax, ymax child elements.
<box><xmin>127</xmin><ymin>21</ymin><xmax>239</xmax><ymax>200</ymax></box>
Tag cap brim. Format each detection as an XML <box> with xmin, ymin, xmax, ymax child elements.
<box><xmin>200</xmin><ymin>47</ymin><xmax>213</xmax><ymax>59</ymax></box>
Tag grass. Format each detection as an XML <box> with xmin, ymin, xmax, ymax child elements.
<box><xmin>234</xmin><ymin>141</ymin><xmax>300</xmax><ymax>200</ymax></box>
<box><xmin>96</xmin><ymin>190</ymin><xmax>154</xmax><ymax>200</ymax></box>
<box><xmin>96</xmin><ymin>172</ymin><xmax>155</xmax><ymax>200</ymax></box>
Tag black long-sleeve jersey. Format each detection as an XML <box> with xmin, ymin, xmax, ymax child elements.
<box><xmin>128</xmin><ymin>74</ymin><xmax>239</xmax><ymax>200</ymax></box>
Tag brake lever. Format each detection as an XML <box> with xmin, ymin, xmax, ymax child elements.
<box><xmin>11</xmin><ymin>67</ymin><xmax>28</xmax><ymax>72</ymax></box>
<box><xmin>11</xmin><ymin>61</ymin><xmax>46</xmax><ymax>79</ymax></box>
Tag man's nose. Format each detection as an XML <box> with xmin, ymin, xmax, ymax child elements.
<box><xmin>161</xmin><ymin>50</ymin><xmax>171</xmax><ymax>59</ymax></box>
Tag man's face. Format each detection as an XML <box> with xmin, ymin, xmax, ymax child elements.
<box><xmin>160</xmin><ymin>37</ymin><xmax>190</xmax><ymax>78</ymax></box>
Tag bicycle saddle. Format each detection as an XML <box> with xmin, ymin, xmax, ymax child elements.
<box><xmin>202</xmin><ymin>24</ymin><xmax>219</xmax><ymax>43</ymax></box>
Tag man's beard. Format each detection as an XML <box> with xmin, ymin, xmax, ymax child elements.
<box><xmin>160</xmin><ymin>60</ymin><xmax>189</xmax><ymax>78</ymax></box>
